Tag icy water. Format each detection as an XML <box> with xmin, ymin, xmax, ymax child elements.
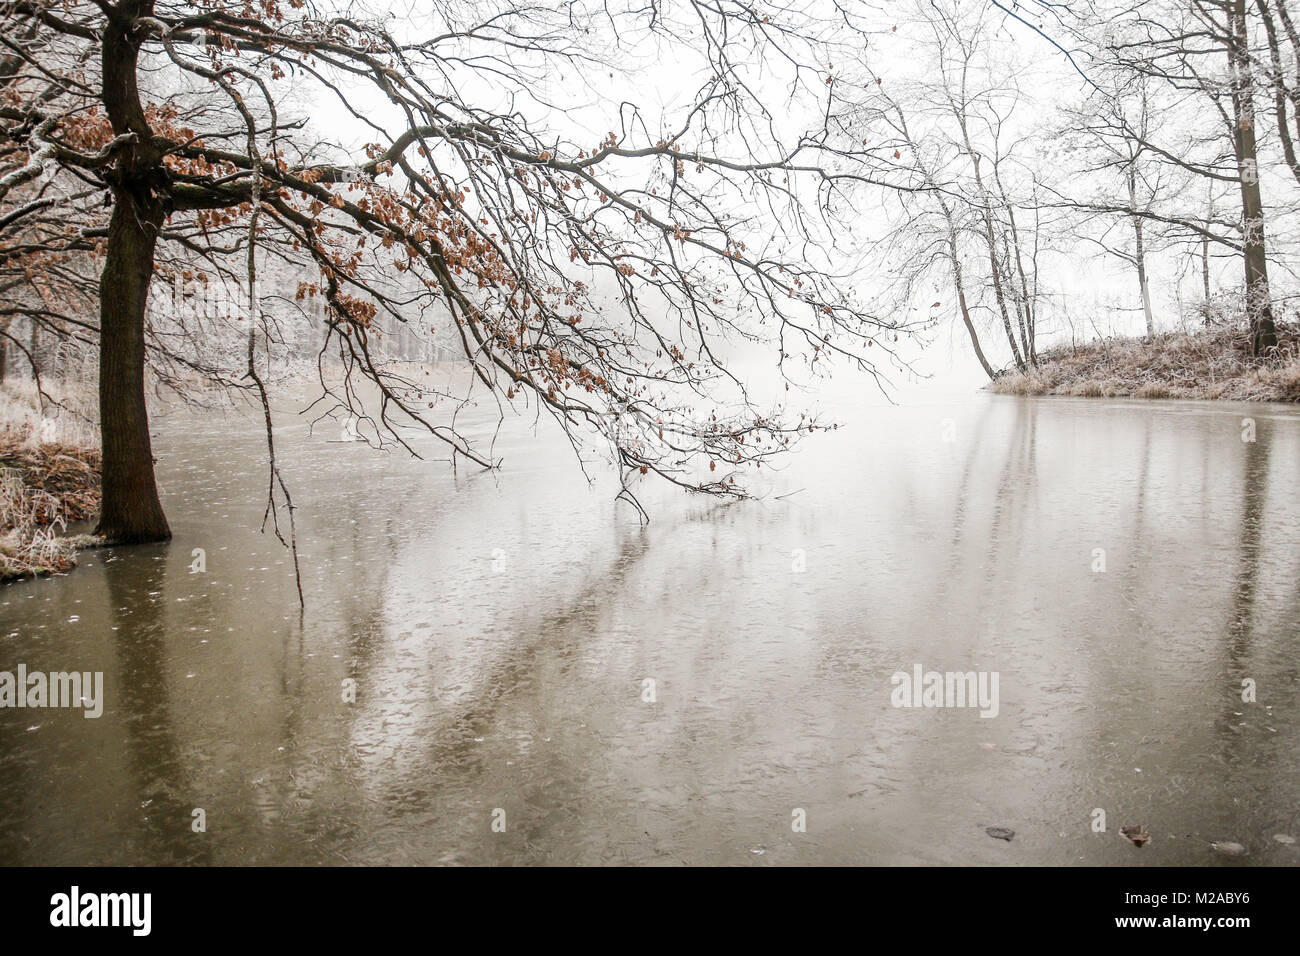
<box><xmin>2</xmin><ymin>390</ymin><xmax>1298</xmax><ymax>865</ymax></box>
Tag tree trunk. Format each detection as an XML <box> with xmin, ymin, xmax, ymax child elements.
<box><xmin>953</xmin><ymin>269</ymin><xmax>997</xmax><ymax>380</ymax></box>
<box><xmin>934</xmin><ymin>192</ymin><xmax>997</xmax><ymax>379</ymax></box>
<box><xmin>953</xmin><ymin>109</ymin><xmax>1025</xmax><ymax>371</ymax></box>
<box><xmin>1230</xmin><ymin>0</ymin><xmax>1280</xmax><ymax>355</ymax></box>
<box><xmin>945</xmin><ymin>230</ymin><xmax>997</xmax><ymax>378</ymax></box>
<box><xmin>1129</xmin><ymin>168</ymin><xmax>1155</xmax><ymax>337</ymax></box>
<box><xmin>984</xmin><ymin>216</ymin><xmax>1026</xmax><ymax>372</ymax></box>
<box><xmin>1202</xmin><ymin>235</ymin><xmax>1211</xmax><ymax>303</ymax></box>
<box><xmin>1135</xmin><ymin>219</ymin><xmax>1155</xmax><ymax>337</ymax></box>
<box><xmin>96</xmin><ymin>192</ymin><xmax>170</xmax><ymax>543</ymax></box>
<box><xmin>993</xmin><ymin>164</ymin><xmax>1036</xmax><ymax>366</ymax></box>
<box><xmin>95</xmin><ymin>5</ymin><xmax>171</xmax><ymax>544</ymax></box>
<box><xmin>967</xmin><ymin>151</ymin><xmax>1024</xmax><ymax>371</ymax></box>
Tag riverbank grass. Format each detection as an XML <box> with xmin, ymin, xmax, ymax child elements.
<box><xmin>0</xmin><ymin>384</ymin><xmax>102</xmax><ymax>581</ymax></box>
<box><xmin>991</xmin><ymin>324</ymin><xmax>1300</xmax><ymax>402</ymax></box>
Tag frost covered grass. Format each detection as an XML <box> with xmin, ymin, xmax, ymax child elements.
<box><xmin>991</xmin><ymin>324</ymin><xmax>1300</xmax><ymax>403</ymax></box>
<box><xmin>0</xmin><ymin>383</ymin><xmax>102</xmax><ymax>581</ymax></box>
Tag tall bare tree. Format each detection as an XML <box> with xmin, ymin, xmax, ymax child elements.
<box><xmin>1078</xmin><ymin>0</ymin><xmax>1282</xmax><ymax>352</ymax></box>
<box><xmin>2</xmin><ymin>0</ymin><xmax>909</xmax><ymax>544</ymax></box>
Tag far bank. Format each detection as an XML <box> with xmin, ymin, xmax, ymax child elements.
<box><xmin>990</xmin><ymin>325</ymin><xmax>1300</xmax><ymax>403</ymax></box>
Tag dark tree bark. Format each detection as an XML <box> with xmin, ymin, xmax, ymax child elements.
<box><xmin>97</xmin><ymin>193</ymin><xmax>170</xmax><ymax>542</ymax></box>
<box><xmin>94</xmin><ymin>3</ymin><xmax>171</xmax><ymax>543</ymax></box>
<box><xmin>1229</xmin><ymin>0</ymin><xmax>1279</xmax><ymax>355</ymax></box>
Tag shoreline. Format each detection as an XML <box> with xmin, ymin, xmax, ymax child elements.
<box><xmin>988</xmin><ymin>325</ymin><xmax>1300</xmax><ymax>403</ymax></box>
<box><xmin>0</xmin><ymin>432</ymin><xmax>102</xmax><ymax>582</ymax></box>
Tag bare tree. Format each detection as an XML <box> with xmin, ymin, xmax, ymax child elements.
<box><xmin>1054</xmin><ymin>73</ymin><xmax>1174</xmax><ymax>336</ymax></box>
<box><xmin>844</xmin><ymin>0</ymin><xmax>1052</xmax><ymax>378</ymax></box>
<box><xmin>1</xmin><ymin>0</ymin><xmax>911</xmax><ymax>547</ymax></box>
<box><xmin>1077</xmin><ymin>0</ymin><xmax>1282</xmax><ymax>352</ymax></box>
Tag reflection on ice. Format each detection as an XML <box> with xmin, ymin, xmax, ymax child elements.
<box><xmin>1</xmin><ymin>393</ymin><xmax>1298</xmax><ymax>865</ymax></box>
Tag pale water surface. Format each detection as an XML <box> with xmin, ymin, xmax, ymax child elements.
<box><xmin>2</xmin><ymin>392</ymin><xmax>1298</xmax><ymax>865</ymax></box>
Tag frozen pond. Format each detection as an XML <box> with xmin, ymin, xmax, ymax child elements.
<box><xmin>2</xmin><ymin>391</ymin><xmax>1298</xmax><ymax>864</ymax></box>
